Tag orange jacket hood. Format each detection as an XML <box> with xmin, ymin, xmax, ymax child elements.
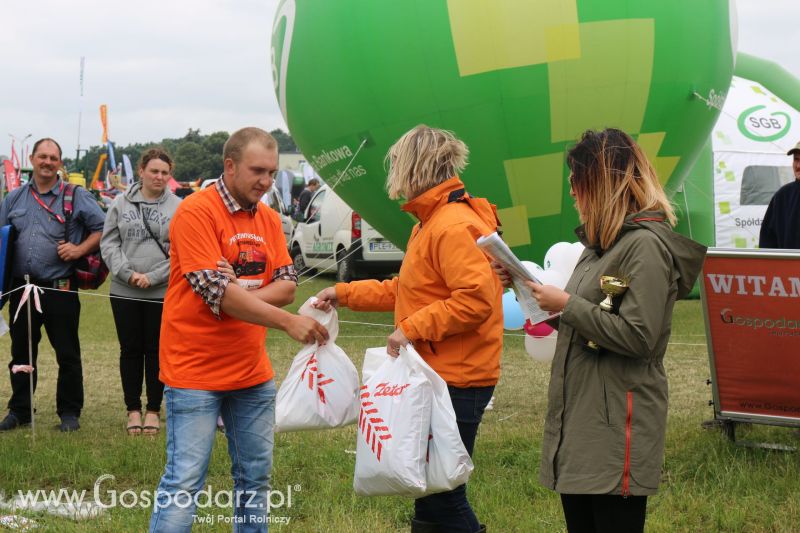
<box><xmin>337</xmin><ymin>176</ymin><xmax>504</xmax><ymax>387</ymax></box>
<box><xmin>401</xmin><ymin>177</ymin><xmax>500</xmax><ymax>229</ymax></box>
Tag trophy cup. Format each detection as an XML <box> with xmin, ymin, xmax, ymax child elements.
<box><xmin>587</xmin><ymin>276</ymin><xmax>629</xmax><ymax>350</ymax></box>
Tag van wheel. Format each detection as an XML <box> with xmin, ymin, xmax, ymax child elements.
<box><xmin>336</xmin><ymin>247</ymin><xmax>356</xmax><ymax>282</ymax></box>
<box><xmin>291</xmin><ymin>246</ymin><xmax>314</xmax><ymax>276</ymax></box>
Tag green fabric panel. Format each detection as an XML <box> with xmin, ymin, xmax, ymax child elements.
<box><xmin>548</xmin><ymin>19</ymin><xmax>654</xmax><ymax>142</ymax></box>
<box><xmin>504</xmin><ymin>152</ymin><xmax>564</xmax><ymax>218</ymax></box>
<box><xmin>735</xmin><ymin>53</ymin><xmax>800</xmax><ymax>112</ymax></box>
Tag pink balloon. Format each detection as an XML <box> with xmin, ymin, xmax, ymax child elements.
<box><xmin>524</xmin><ymin>319</ymin><xmax>554</xmax><ymax>337</ymax></box>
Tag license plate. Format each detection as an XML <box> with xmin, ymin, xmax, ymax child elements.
<box><xmin>369</xmin><ymin>240</ymin><xmax>398</xmax><ymax>252</ymax></box>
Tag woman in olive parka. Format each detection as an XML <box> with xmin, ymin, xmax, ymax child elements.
<box><xmin>511</xmin><ymin>129</ymin><xmax>706</xmax><ymax>532</ymax></box>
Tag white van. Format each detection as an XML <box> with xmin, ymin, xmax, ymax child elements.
<box><xmin>290</xmin><ymin>185</ymin><xmax>403</xmax><ymax>281</ymax></box>
<box><xmin>261</xmin><ymin>185</ymin><xmax>294</xmax><ymax>247</ymax></box>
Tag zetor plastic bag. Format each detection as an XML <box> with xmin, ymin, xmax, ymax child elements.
<box><xmin>362</xmin><ymin>346</ymin><xmax>391</xmax><ymax>383</ymax></box>
<box><xmin>413</xmin><ymin>345</ymin><xmax>474</xmax><ymax>494</ymax></box>
<box><xmin>275</xmin><ymin>297</ymin><xmax>359</xmax><ymax>432</ymax></box>
<box><xmin>355</xmin><ymin>345</ymin><xmax>474</xmax><ymax>496</ymax></box>
<box><xmin>354</xmin><ymin>346</ymin><xmax>433</xmax><ymax>497</ymax></box>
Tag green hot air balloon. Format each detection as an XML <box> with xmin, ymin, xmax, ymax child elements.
<box><xmin>272</xmin><ymin>0</ymin><xmax>736</xmax><ymax>259</ymax></box>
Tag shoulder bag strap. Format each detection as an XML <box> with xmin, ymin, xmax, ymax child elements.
<box><xmin>62</xmin><ymin>183</ymin><xmax>76</xmax><ymax>242</ymax></box>
<box><xmin>137</xmin><ymin>203</ymin><xmax>169</xmax><ymax>259</ymax></box>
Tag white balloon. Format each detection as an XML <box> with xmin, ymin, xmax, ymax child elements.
<box><xmin>524</xmin><ymin>330</ymin><xmax>558</xmax><ymax>363</ymax></box>
<box><xmin>565</xmin><ymin>242</ymin><xmax>585</xmax><ymax>273</ymax></box>
<box><xmin>543</xmin><ymin>242</ymin><xmax>573</xmax><ymax>272</ymax></box>
<box><xmin>537</xmin><ymin>268</ymin><xmax>568</xmax><ymax>290</ymax></box>
<box><xmin>521</xmin><ymin>261</ymin><xmax>545</xmax><ymax>279</ymax></box>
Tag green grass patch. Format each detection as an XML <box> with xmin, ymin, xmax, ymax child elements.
<box><xmin>0</xmin><ymin>280</ymin><xmax>798</xmax><ymax>532</ymax></box>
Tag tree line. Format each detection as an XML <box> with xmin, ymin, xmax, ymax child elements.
<box><xmin>64</xmin><ymin>128</ymin><xmax>297</xmax><ymax>183</ymax></box>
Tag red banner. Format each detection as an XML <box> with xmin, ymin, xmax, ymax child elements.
<box><xmin>3</xmin><ymin>160</ymin><xmax>20</xmax><ymax>192</ymax></box>
<box><xmin>703</xmin><ymin>251</ymin><xmax>800</xmax><ymax>422</ymax></box>
<box><xmin>10</xmin><ymin>141</ymin><xmax>20</xmax><ymax>170</ymax></box>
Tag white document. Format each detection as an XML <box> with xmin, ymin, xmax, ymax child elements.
<box><xmin>477</xmin><ymin>232</ymin><xmax>559</xmax><ymax>325</ymax></box>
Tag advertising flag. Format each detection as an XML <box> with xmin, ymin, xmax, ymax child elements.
<box><xmin>122</xmin><ymin>154</ymin><xmax>134</xmax><ymax>187</ymax></box>
<box><xmin>100</xmin><ymin>104</ymin><xmax>108</xmax><ymax>143</ymax></box>
<box><xmin>3</xmin><ymin>160</ymin><xmax>20</xmax><ymax>192</ymax></box>
<box><xmin>10</xmin><ymin>141</ymin><xmax>20</xmax><ymax>170</ymax></box>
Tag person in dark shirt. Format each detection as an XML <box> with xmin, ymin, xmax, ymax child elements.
<box><xmin>293</xmin><ymin>177</ymin><xmax>320</xmax><ymax>221</ymax></box>
<box><xmin>759</xmin><ymin>141</ymin><xmax>800</xmax><ymax>249</ymax></box>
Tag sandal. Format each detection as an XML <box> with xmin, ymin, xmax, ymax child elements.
<box><xmin>127</xmin><ymin>411</ymin><xmax>142</xmax><ymax>436</ymax></box>
<box><xmin>142</xmin><ymin>411</ymin><xmax>160</xmax><ymax>435</ymax></box>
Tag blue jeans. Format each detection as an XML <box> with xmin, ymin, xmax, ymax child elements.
<box><xmin>414</xmin><ymin>385</ymin><xmax>495</xmax><ymax>532</ymax></box>
<box><xmin>149</xmin><ymin>380</ymin><xmax>276</xmax><ymax>533</ymax></box>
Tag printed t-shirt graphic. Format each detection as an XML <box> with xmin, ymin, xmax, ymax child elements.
<box><xmin>159</xmin><ymin>186</ymin><xmax>292</xmax><ymax>391</ymax></box>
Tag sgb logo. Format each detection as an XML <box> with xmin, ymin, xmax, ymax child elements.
<box><xmin>738</xmin><ymin>105</ymin><xmax>792</xmax><ymax>142</ymax></box>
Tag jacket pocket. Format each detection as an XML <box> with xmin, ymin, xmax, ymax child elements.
<box><xmin>8</xmin><ymin>208</ymin><xmax>26</xmax><ymax>225</ymax></box>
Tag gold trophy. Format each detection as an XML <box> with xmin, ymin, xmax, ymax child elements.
<box><xmin>587</xmin><ymin>276</ymin><xmax>629</xmax><ymax>350</ymax></box>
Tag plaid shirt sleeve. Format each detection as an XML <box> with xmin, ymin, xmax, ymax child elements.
<box><xmin>186</xmin><ymin>269</ymin><xmax>230</xmax><ymax>319</ymax></box>
<box><xmin>272</xmin><ymin>264</ymin><xmax>298</xmax><ymax>284</ymax></box>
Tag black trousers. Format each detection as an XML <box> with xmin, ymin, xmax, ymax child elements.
<box><xmin>560</xmin><ymin>493</ymin><xmax>648</xmax><ymax>533</ymax></box>
<box><xmin>414</xmin><ymin>385</ymin><xmax>495</xmax><ymax>533</ymax></box>
<box><xmin>110</xmin><ymin>295</ymin><xmax>164</xmax><ymax>413</ymax></box>
<box><xmin>7</xmin><ymin>277</ymin><xmax>83</xmax><ymax>422</ymax></box>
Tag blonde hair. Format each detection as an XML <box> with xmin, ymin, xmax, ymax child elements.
<box><xmin>567</xmin><ymin>128</ymin><xmax>676</xmax><ymax>250</ymax></box>
<box><xmin>223</xmin><ymin>127</ymin><xmax>277</xmax><ymax>163</ymax></box>
<box><xmin>385</xmin><ymin>125</ymin><xmax>468</xmax><ymax>200</ymax></box>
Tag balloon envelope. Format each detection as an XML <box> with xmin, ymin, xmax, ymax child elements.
<box><xmin>273</xmin><ymin>1</ymin><xmax>735</xmax><ymax>260</ymax></box>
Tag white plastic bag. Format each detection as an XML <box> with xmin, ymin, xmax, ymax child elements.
<box><xmin>408</xmin><ymin>345</ymin><xmax>474</xmax><ymax>493</ymax></box>
<box><xmin>275</xmin><ymin>298</ymin><xmax>360</xmax><ymax>432</ymax></box>
<box><xmin>362</xmin><ymin>346</ymin><xmax>390</xmax><ymax>383</ymax></box>
<box><xmin>354</xmin><ymin>345</ymin><xmax>474</xmax><ymax>496</ymax></box>
<box><xmin>353</xmin><ymin>347</ymin><xmax>432</xmax><ymax>497</ymax></box>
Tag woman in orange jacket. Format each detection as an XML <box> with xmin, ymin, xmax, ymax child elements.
<box><xmin>315</xmin><ymin>125</ymin><xmax>503</xmax><ymax>533</ymax></box>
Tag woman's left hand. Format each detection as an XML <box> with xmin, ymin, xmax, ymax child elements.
<box><xmin>387</xmin><ymin>327</ymin><xmax>410</xmax><ymax>358</ymax></box>
<box><xmin>525</xmin><ymin>280</ymin><xmax>570</xmax><ymax>312</ymax></box>
<box><xmin>217</xmin><ymin>257</ymin><xmax>237</xmax><ymax>280</ymax></box>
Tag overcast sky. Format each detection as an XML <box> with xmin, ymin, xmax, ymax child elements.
<box><xmin>1</xmin><ymin>0</ymin><xmax>797</xmax><ymax>161</ymax></box>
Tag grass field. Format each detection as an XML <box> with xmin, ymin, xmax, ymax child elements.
<box><xmin>0</xmin><ymin>274</ymin><xmax>799</xmax><ymax>532</ymax></box>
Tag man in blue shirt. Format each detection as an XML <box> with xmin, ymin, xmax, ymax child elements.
<box><xmin>0</xmin><ymin>138</ymin><xmax>105</xmax><ymax>432</ymax></box>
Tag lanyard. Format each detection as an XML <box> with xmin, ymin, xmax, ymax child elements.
<box><xmin>30</xmin><ymin>181</ymin><xmax>66</xmax><ymax>224</ymax></box>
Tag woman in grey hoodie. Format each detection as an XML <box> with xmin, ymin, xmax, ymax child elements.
<box><xmin>100</xmin><ymin>148</ymin><xmax>181</xmax><ymax>435</ymax></box>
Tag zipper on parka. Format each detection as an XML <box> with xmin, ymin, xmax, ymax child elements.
<box><xmin>622</xmin><ymin>391</ymin><xmax>633</xmax><ymax>497</ymax></box>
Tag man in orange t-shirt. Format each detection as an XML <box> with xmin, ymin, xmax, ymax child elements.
<box><xmin>149</xmin><ymin>128</ymin><xmax>328</xmax><ymax>532</ymax></box>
